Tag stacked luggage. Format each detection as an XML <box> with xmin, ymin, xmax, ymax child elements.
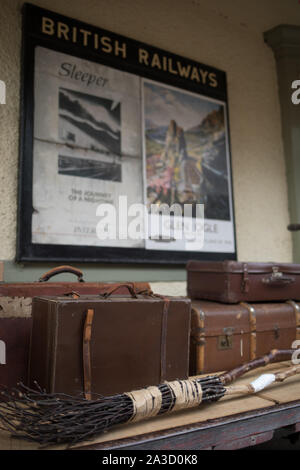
<box><xmin>187</xmin><ymin>261</ymin><xmax>300</xmax><ymax>374</ymax></box>
<box><xmin>0</xmin><ymin>266</ymin><xmax>191</xmax><ymax>398</ymax></box>
<box><xmin>0</xmin><ymin>266</ymin><xmax>155</xmax><ymax>392</ymax></box>
<box><xmin>1</xmin><ymin>261</ymin><xmax>299</xmax><ymax>399</ymax></box>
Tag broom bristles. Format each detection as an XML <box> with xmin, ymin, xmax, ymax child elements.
<box><xmin>0</xmin><ymin>377</ymin><xmax>225</xmax><ymax>446</ymax></box>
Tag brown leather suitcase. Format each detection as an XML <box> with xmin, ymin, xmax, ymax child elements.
<box><xmin>187</xmin><ymin>260</ymin><xmax>300</xmax><ymax>303</ymax></box>
<box><xmin>0</xmin><ymin>266</ymin><xmax>150</xmax><ymax>390</ymax></box>
<box><xmin>28</xmin><ymin>287</ymin><xmax>191</xmax><ymax>397</ymax></box>
<box><xmin>190</xmin><ymin>300</ymin><xmax>300</xmax><ymax>375</ymax></box>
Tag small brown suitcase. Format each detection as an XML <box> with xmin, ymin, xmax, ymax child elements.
<box><xmin>28</xmin><ymin>287</ymin><xmax>191</xmax><ymax>397</ymax></box>
<box><xmin>0</xmin><ymin>266</ymin><xmax>150</xmax><ymax>389</ymax></box>
<box><xmin>187</xmin><ymin>260</ymin><xmax>300</xmax><ymax>303</ymax></box>
<box><xmin>190</xmin><ymin>300</ymin><xmax>300</xmax><ymax>375</ymax></box>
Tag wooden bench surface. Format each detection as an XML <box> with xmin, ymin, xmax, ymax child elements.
<box><xmin>0</xmin><ymin>361</ymin><xmax>299</xmax><ymax>450</ymax></box>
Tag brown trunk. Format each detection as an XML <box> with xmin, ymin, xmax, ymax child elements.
<box><xmin>187</xmin><ymin>261</ymin><xmax>300</xmax><ymax>303</ymax></box>
<box><xmin>190</xmin><ymin>300</ymin><xmax>299</xmax><ymax>375</ymax></box>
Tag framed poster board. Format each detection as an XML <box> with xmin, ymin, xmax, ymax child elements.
<box><xmin>17</xmin><ymin>3</ymin><xmax>237</xmax><ymax>264</ymax></box>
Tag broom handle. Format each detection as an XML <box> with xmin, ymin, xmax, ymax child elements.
<box><xmin>225</xmin><ymin>364</ymin><xmax>300</xmax><ymax>396</ymax></box>
<box><xmin>219</xmin><ymin>349</ymin><xmax>295</xmax><ymax>385</ymax></box>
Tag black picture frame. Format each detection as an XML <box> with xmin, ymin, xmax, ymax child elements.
<box><xmin>17</xmin><ymin>3</ymin><xmax>237</xmax><ymax>264</ymax></box>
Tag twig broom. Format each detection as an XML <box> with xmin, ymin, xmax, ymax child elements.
<box><xmin>0</xmin><ymin>349</ymin><xmax>298</xmax><ymax>446</ymax></box>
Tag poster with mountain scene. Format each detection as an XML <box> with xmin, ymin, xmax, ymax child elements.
<box><xmin>143</xmin><ymin>81</ymin><xmax>231</xmax><ymax>221</ymax></box>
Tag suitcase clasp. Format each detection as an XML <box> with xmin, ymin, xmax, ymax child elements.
<box><xmin>262</xmin><ymin>266</ymin><xmax>295</xmax><ymax>285</ymax></box>
<box><xmin>272</xmin><ymin>266</ymin><xmax>282</xmax><ymax>279</ymax></box>
<box><xmin>218</xmin><ymin>327</ymin><xmax>235</xmax><ymax>350</ymax></box>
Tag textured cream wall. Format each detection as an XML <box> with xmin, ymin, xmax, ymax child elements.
<box><xmin>150</xmin><ymin>282</ymin><xmax>186</xmax><ymax>297</ymax></box>
<box><xmin>0</xmin><ymin>0</ymin><xmax>295</xmax><ymax>267</ymax></box>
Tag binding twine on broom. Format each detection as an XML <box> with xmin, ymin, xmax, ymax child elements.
<box><xmin>126</xmin><ymin>379</ymin><xmax>203</xmax><ymax>423</ymax></box>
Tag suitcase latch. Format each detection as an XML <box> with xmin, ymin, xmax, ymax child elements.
<box><xmin>274</xmin><ymin>324</ymin><xmax>280</xmax><ymax>340</ymax></box>
<box><xmin>272</xmin><ymin>266</ymin><xmax>282</xmax><ymax>279</ymax></box>
<box><xmin>262</xmin><ymin>267</ymin><xmax>295</xmax><ymax>285</ymax></box>
<box><xmin>218</xmin><ymin>327</ymin><xmax>235</xmax><ymax>350</ymax></box>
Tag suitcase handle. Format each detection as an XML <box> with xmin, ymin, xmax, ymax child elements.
<box><xmin>262</xmin><ymin>268</ymin><xmax>295</xmax><ymax>286</ymax></box>
<box><xmin>38</xmin><ymin>265</ymin><xmax>84</xmax><ymax>283</ymax></box>
<box><xmin>100</xmin><ymin>283</ymin><xmax>139</xmax><ymax>298</ymax></box>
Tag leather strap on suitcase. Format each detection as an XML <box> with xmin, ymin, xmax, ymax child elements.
<box><xmin>83</xmin><ymin>309</ymin><xmax>95</xmax><ymax>401</ymax></box>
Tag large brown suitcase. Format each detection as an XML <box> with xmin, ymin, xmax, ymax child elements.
<box><xmin>0</xmin><ymin>266</ymin><xmax>150</xmax><ymax>390</ymax></box>
<box><xmin>190</xmin><ymin>300</ymin><xmax>300</xmax><ymax>375</ymax></box>
<box><xmin>187</xmin><ymin>260</ymin><xmax>300</xmax><ymax>303</ymax></box>
<box><xmin>28</xmin><ymin>287</ymin><xmax>191</xmax><ymax>397</ymax></box>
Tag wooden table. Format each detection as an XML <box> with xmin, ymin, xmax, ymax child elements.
<box><xmin>83</xmin><ymin>400</ymin><xmax>300</xmax><ymax>450</ymax></box>
<box><xmin>1</xmin><ymin>361</ymin><xmax>299</xmax><ymax>450</ymax></box>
